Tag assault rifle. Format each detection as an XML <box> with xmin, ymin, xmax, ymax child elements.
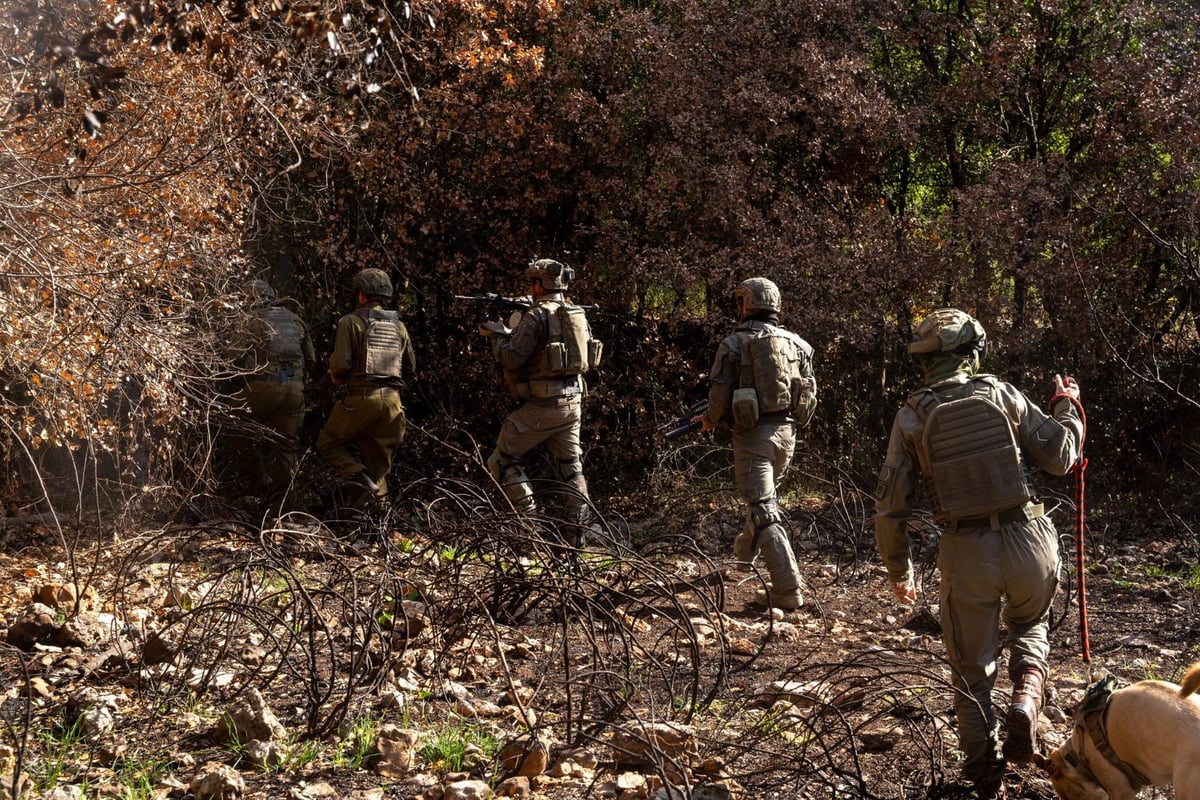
<box><xmin>454</xmin><ymin>293</ymin><xmax>599</xmax><ymax>312</ymax></box>
<box><xmin>661</xmin><ymin>399</ymin><xmax>708</xmax><ymax>440</ymax></box>
<box><xmin>454</xmin><ymin>293</ymin><xmax>535</xmax><ymax>313</ymax></box>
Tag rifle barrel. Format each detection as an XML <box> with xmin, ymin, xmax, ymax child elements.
<box><xmin>663</xmin><ymin>419</ymin><xmax>702</xmax><ymax>440</ymax></box>
<box><xmin>453</xmin><ymin>294</ymin><xmax>599</xmax><ymax>311</ymax></box>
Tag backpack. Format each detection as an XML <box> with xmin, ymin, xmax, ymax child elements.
<box><xmin>734</xmin><ymin>321</ymin><xmax>815</xmax><ymax>422</ymax></box>
<box><xmin>355</xmin><ymin>308</ymin><xmax>407</xmax><ymax>380</ymax></box>
<box><xmin>910</xmin><ymin>379</ymin><xmax>1033</xmax><ymax>519</ymax></box>
<box><xmin>544</xmin><ymin>303</ymin><xmax>601</xmax><ymax>376</ymax></box>
<box><xmin>248</xmin><ymin>306</ymin><xmax>303</xmax><ymax>369</ymax></box>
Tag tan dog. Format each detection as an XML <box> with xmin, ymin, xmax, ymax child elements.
<box><xmin>1034</xmin><ymin>662</ymin><xmax>1200</xmax><ymax>800</ymax></box>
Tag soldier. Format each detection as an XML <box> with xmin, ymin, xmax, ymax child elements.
<box><xmin>873</xmin><ymin>308</ymin><xmax>1083</xmax><ymax>799</ymax></box>
<box><xmin>228</xmin><ymin>279</ymin><xmax>316</xmax><ymax>501</ymax></box>
<box><xmin>478</xmin><ymin>258</ymin><xmax>602</xmax><ymax>538</ymax></box>
<box><xmin>316</xmin><ymin>268</ymin><xmax>416</xmax><ymax>506</ymax></box>
<box><xmin>694</xmin><ymin>277</ymin><xmax>817</xmax><ymax>610</ymax></box>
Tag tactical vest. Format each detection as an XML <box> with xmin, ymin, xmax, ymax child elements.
<box><xmin>527</xmin><ymin>301</ymin><xmax>601</xmax><ymax>382</ymax></box>
<box><xmin>733</xmin><ymin>321</ymin><xmax>815</xmax><ymax>419</ymax></box>
<box><xmin>908</xmin><ymin>377</ymin><xmax>1034</xmax><ymax>520</ymax></box>
<box><xmin>249</xmin><ymin>305</ymin><xmax>303</xmax><ymax>372</ymax></box>
<box><xmin>353</xmin><ymin>308</ymin><xmax>407</xmax><ymax>381</ymax></box>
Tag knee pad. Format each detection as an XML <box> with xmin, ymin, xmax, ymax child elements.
<box><xmin>488</xmin><ymin>450</ymin><xmax>524</xmax><ymax>484</ymax></box>
<box><xmin>503</xmin><ymin>480</ymin><xmax>536</xmax><ymax>511</ymax></box>
<box><xmin>558</xmin><ymin>457</ymin><xmax>588</xmax><ymax>491</ymax></box>
<box><xmin>749</xmin><ymin>499</ymin><xmax>786</xmax><ymax>533</ymax></box>
<box><xmin>488</xmin><ymin>450</ymin><xmax>535</xmax><ymax>510</ymax></box>
<box><xmin>557</xmin><ymin>455</ymin><xmax>583</xmax><ymax>481</ymax></box>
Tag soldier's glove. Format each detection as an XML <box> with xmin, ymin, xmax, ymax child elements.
<box><xmin>478</xmin><ymin>321</ymin><xmax>512</xmax><ymax>337</ymax></box>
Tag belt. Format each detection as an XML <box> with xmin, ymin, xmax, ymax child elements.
<box><xmin>528</xmin><ymin>375</ymin><xmax>583</xmax><ymax>399</ymax></box>
<box><xmin>951</xmin><ymin>502</ymin><xmax>1044</xmax><ymax>531</ymax></box>
<box><xmin>346</xmin><ymin>384</ymin><xmax>399</xmax><ymax>396</ymax></box>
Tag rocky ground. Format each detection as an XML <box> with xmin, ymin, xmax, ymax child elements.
<box><xmin>0</xmin><ymin>481</ymin><xmax>1197</xmax><ymax>800</ymax></box>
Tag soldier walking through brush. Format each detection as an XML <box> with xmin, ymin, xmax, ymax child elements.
<box><xmin>317</xmin><ymin>268</ymin><xmax>416</xmax><ymax>509</ymax></box>
<box><xmin>694</xmin><ymin>277</ymin><xmax>817</xmax><ymax>610</ymax></box>
<box><xmin>477</xmin><ymin>258</ymin><xmax>603</xmax><ymax>542</ymax></box>
<box><xmin>227</xmin><ymin>279</ymin><xmax>316</xmax><ymax>504</ymax></box>
<box><xmin>873</xmin><ymin>308</ymin><xmax>1083</xmax><ymax>799</ymax></box>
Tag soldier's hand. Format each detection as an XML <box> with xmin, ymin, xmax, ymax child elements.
<box><xmin>890</xmin><ymin>578</ymin><xmax>917</xmax><ymax>606</ymax></box>
<box><xmin>1054</xmin><ymin>374</ymin><xmax>1081</xmax><ymax>402</ymax></box>
<box><xmin>693</xmin><ymin>414</ymin><xmax>716</xmax><ymax>432</ymax></box>
<box><xmin>479</xmin><ymin>321</ymin><xmax>512</xmax><ymax>337</ymax></box>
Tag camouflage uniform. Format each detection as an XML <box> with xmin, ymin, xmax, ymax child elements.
<box><xmin>874</xmin><ymin>309</ymin><xmax>1083</xmax><ymax>792</ymax></box>
<box><xmin>317</xmin><ymin>269</ymin><xmax>416</xmax><ymax>500</ymax></box>
<box><xmin>229</xmin><ymin>280</ymin><xmax>316</xmax><ymax>497</ymax></box>
<box><xmin>484</xmin><ymin>259</ymin><xmax>597</xmax><ymax>528</ymax></box>
<box><xmin>702</xmin><ymin>278</ymin><xmax>817</xmax><ymax>610</ymax></box>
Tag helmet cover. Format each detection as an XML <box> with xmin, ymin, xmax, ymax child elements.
<box><xmin>734</xmin><ymin>277</ymin><xmax>782</xmax><ymax>315</ymax></box>
<box><xmin>909</xmin><ymin>308</ymin><xmax>987</xmax><ymax>355</ymax></box>
<box><xmin>526</xmin><ymin>258</ymin><xmax>574</xmax><ymax>291</ymax></box>
<box><xmin>352</xmin><ymin>268</ymin><xmax>394</xmax><ymax>298</ymax></box>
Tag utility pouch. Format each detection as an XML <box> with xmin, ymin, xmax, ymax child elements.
<box><xmin>732</xmin><ymin>387</ymin><xmax>760</xmax><ymax>427</ymax></box>
<box><xmin>588</xmin><ymin>339</ymin><xmax>604</xmax><ymax>370</ymax></box>
<box><xmin>545</xmin><ymin>342</ymin><xmax>568</xmax><ymax>372</ymax></box>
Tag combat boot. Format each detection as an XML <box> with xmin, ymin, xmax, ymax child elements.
<box><xmin>753</xmin><ymin>586</ymin><xmax>803</xmax><ymax>610</ymax></box>
<box><xmin>1003</xmin><ymin>666</ymin><xmax>1044</xmax><ymax>763</ymax></box>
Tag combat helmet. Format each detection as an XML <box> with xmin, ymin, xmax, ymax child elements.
<box><xmin>734</xmin><ymin>277</ymin><xmax>781</xmax><ymax>316</ymax></box>
<box><xmin>352</xmin><ymin>268</ymin><xmax>394</xmax><ymax>299</ymax></box>
<box><xmin>909</xmin><ymin>308</ymin><xmax>986</xmax><ymax>357</ymax></box>
<box><xmin>526</xmin><ymin>258</ymin><xmax>574</xmax><ymax>291</ymax></box>
<box><xmin>244</xmin><ymin>279</ymin><xmax>276</xmax><ymax>306</ymax></box>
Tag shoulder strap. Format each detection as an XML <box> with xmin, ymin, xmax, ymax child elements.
<box><xmin>906</xmin><ymin>389</ymin><xmax>940</xmax><ymax>422</ymax></box>
<box><xmin>733</xmin><ymin>324</ymin><xmax>762</xmax><ymax>389</ymax></box>
<box><xmin>355</xmin><ymin>308</ymin><xmax>399</xmax><ymax>322</ymax></box>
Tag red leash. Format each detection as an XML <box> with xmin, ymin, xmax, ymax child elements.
<box><xmin>1049</xmin><ymin>387</ymin><xmax>1089</xmax><ymax>665</ymax></box>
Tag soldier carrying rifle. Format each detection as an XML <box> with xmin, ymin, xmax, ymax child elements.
<box><xmin>476</xmin><ymin>258</ymin><xmax>604</xmax><ymax>543</ymax></box>
<box><xmin>692</xmin><ymin>278</ymin><xmax>817</xmax><ymax>610</ymax></box>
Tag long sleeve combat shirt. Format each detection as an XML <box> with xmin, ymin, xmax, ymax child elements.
<box><xmin>493</xmin><ymin>304</ymin><xmax>547</xmax><ymax>373</ymax></box>
<box><xmin>873</xmin><ymin>374</ymin><xmax>1083</xmax><ymax>584</ymax></box>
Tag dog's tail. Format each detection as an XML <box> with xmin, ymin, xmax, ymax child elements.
<box><xmin>1181</xmin><ymin>662</ymin><xmax>1200</xmax><ymax>698</ymax></box>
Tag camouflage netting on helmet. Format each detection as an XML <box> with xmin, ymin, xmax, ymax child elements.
<box><xmin>909</xmin><ymin>308</ymin><xmax>986</xmax><ymax>355</ymax></box>
<box><xmin>526</xmin><ymin>258</ymin><xmax>572</xmax><ymax>291</ymax></box>
<box><xmin>352</xmin><ymin>268</ymin><xmax>394</xmax><ymax>298</ymax></box>
<box><xmin>734</xmin><ymin>277</ymin><xmax>781</xmax><ymax>314</ymax></box>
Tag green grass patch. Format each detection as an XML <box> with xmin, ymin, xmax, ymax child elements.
<box><xmin>418</xmin><ymin>720</ymin><xmax>500</xmax><ymax>774</ymax></box>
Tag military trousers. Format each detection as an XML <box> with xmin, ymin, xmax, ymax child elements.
<box><xmin>731</xmin><ymin>421</ymin><xmax>802</xmax><ymax>600</ymax></box>
<box><xmin>231</xmin><ymin>379</ymin><xmax>304</xmax><ymax>495</ymax></box>
<box><xmin>317</xmin><ymin>387</ymin><xmax>406</xmax><ymax>497</ymax></box>
<box><xmin>488</xmin><ymin>395</ymin><xmax>591</xmax><ymax>524</ymax></box>
<box><xmin>937</xmin><ymin>514</ymin><xmax>1060</xmax><ymax>782</ymax></box>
